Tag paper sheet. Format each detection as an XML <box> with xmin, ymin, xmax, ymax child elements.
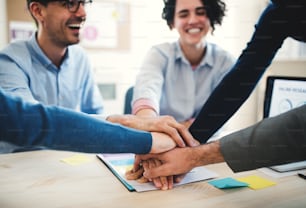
<box><xmin>97</xmin><ymin>153</ymin><xmax>218</xmax><ymax>192</ymax></box>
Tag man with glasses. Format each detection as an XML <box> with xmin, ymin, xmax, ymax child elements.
<box><xmin>0</xmin><ymin>0</ymin><xmax>102</xmax><ymax>114</ymax></box>
<box><xmin>0</xmin><ymin>0</ymin><xmax>103</xmax><ymax>152</ymax></box>
<box><xmin>0</xmin><ymin>0</ymin><xmax>200</xmax><ymax>154</ymax></box>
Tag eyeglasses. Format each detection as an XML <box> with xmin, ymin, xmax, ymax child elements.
<box><xmin>55</xmin><ymin>0</ymin><xmax>92</xmax><ymax>13</ymax></box>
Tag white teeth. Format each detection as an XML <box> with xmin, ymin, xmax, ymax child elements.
<box><xmin>68</xmin><ymin>24</ymin><xmax>81</xmax><ymax>29</ymax></box>
<box><xmin>188</xmin><ymin>28</ymin><xmax>201</xmax><ymax>34</ymax></box>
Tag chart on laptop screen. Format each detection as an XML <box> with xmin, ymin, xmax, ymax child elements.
<box><xmin>268</xmin><ymin>78</ymin><xmax>306</xmax><ymax>117</ymax></box>
<box><xmin>265</xmin><ymin>76</ymin><xmax>306</xmax><ymax>118</ymax></box>
<box><xmin>264</xmin><ymin>76</ymin><xmax>306</xmax><ymax>172</ymax></box>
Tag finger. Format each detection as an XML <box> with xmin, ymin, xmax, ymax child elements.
<box><xmin>167</xmin><ymin>175</ymin><xmax>174</xmax><ymax>190</ymax></box>
<box><xmin>125</xmin><ymin>167</ymin><xmax>144</xmax><ymax>180</ymax></box>
<box><xmin>142</xmin><ymin>160</ymin><xmax>152</xmax><ymax>181</ymax></box>
<box><xmin>174</xmin><ymin>173</ymin><xmax>187</xmax><ymax>183</ymax></box>
<box><xmin>179</xmin><ymin>128</ymin><xmax>200</xmax><ymax>147</ymax></box>
<box><xmin>143</xmin><ymin>163</ymin><xmax>172</xmax><ymax>179</ymax></box>
<box><xmin>136</xmin><ymin>154</ymin><xmax>158</xmax><ymax>162</ymax></box>
<box><xmin>172</xmin><ymin>122</ymin><xmax>199</xmax><ymax>147</ymax></box>
<box><xmin>149</xmin><ymin>159</ymin><xmax>162</xmax><ymax>188</ymax></box>
<box><xmin>137</xmin><ymin>176</ymin><xmax>149</xmax><ymax>183</ymax></box>
<box><xmin>153</xmin><ymin>159</ymin><xmax>168</xmax><ymax>190</ymax></box>
<box><xmin>162</xmin><ymin>124</ymin><xmax>186</xmax><ymax>148</ymax></box>
<box><xmin>133</xmin><ymin>155</ymin><xmax>142</xmax><ymax>171</ymax></box>
<box><xmin>163</xmin><ymin>116</ymin><xmax>199</xmax><ymax>147</ymax></box>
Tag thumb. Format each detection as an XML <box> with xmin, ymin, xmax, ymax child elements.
<box><xmin>133</xmin><ymin>154</ymin><xmax>159</xmax><ymax>171</ymax></box>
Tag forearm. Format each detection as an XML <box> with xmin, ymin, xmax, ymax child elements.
<box><xmin>193</xmin><ymin>141</ymin><xmax>225</xmax><ymax>167</ymax></box>
<box><xmin>106</xmin><ymin>114</ymin><xmax>157</xmax><ymax>131</ymax></box>
<box><xmin>189</xmin><ymin>3</ymin><xmax>285</xmax><ymax>141</ymax></box>
<box><xmin>220</xmin><ymin>105</ymin><xmax>306</xmax><ymax>172</ymax></box>
<box><xmin>0</xmin><ymin>91</ymin><xmax>152</xmax><ymax>154</ymax></box>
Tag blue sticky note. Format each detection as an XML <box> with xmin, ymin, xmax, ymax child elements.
<box><xmin>208</xmin><ymin>177</ymin><xmax>249</xmax><ymax>189</ymax></box>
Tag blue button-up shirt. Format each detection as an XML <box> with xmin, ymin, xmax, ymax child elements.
<box><xmin>133</xmin><ymin>41</ymin><xmax>235</xmax><ymax>122</ymax></box>
<box><xmin>0</xmin><ymin>34</ymin><xmax>103</xmax><ymax>114</ymax></box>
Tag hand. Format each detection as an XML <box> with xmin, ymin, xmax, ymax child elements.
<box><xmin>149</xmin><ymin>132</ymin><xmax>176</xmax><ymax>154</ymax></box>
<box><xmin>136</xmin><ymin>147</ymin><xmax>198</xmax><ymax>179</ymax></box>
<box><xmin>180</xmin><ymin>118</ymin><xmax>195</xmax><ymax>129</ymax></box>
<box><xmin>137</xmin><ymin>141</ymin><xmax>224</xmax><ymax>179</ymax></box>
<box><xmin>106</xmin><ymin>114</ymin><xmax>199</xmax><ymax>148</ymax></box>
<box><xmin>126</xmin><ymin>159</ymin><xmax>174</xmax><ymax>190</ymax></box>
<box><xmin>142</xmin><ymin>159</ymin><xmax>174</xmax><ymax>190</ymax></box>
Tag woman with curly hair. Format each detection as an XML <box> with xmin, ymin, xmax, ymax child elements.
<box><xmin>132</xmin><ymin>0</ymin><xmax>235</xmax><ymax>129</ymax></box>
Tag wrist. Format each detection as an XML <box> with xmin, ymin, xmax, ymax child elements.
<box><xmin>194</xmin><ymin>140</ymin><xmax>224</xmax><ymax>166</ymax></box>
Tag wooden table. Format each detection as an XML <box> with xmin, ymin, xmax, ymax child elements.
<box><xmin>0</xmin><ymin>150</ymin><xmax>305</xmax><ymax>208</ymax></box>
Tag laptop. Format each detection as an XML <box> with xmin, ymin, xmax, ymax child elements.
<box><xmin>263</xmin><ymin>75</ymin><xmax>306</xmax><ymax>172</ymax></box>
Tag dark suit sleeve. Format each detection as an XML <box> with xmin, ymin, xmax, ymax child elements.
<box><xmin>220</xmin><ymin>105</ymin><xmax>306</xmax><ymax>172</ymax></box>
<box><xmin>190</xmin><ymin>2</ymin><xmax>298</xmax><ymax>142</ymax></box>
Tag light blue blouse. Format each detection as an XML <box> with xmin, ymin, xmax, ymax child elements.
<box><xmin>0</xmin><ymin>34</ymin><xmax>103</xmax><ymax>114</ymax></box>
<box><xmin>133</xmin><ymin>41</ymin><xmax>236</xmax><ymax>122</ymax></box>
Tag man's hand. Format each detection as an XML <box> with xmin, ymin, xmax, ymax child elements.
<box><xmin>135</xmin><ymin>141</ymin><xmax>224</xmax><ymax>179</ymax></box>
<box><xmin>136</xmin><ymin>147</ymin><xmax>196</xmax><ymax>179</ymax></box>
<box><xmin>106</xmin><ymin>114</ymin><xmax>199</xmax><ymax>148</ymax></box>
<box><xmin>126</xmin><ymin>159</ymin><xmax>174</xmax><ymax>190</ymax></box>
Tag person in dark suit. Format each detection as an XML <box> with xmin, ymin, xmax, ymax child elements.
<box><xmin>189</xmin><ymin>0</ymin><xmax>306</xmax><ymax>142</ymax></box>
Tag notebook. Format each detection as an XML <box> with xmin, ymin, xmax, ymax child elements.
<box><xmin>96</xmin><ymin>153</ymin><xmax>218</xmax><ymax>192</ymax></box>
<box><xmin>263</xmin><ymin>75</ymin><xmax>306</xmax><ymax>172</ymax></box>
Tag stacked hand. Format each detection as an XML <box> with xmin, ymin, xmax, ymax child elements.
<box><xmin>106</xmin><ymin>115</ymin><xmax>199</xmax><ymax>148</ymax></box>
<box><xmin>107</xmin><ymin>114</ymin><xmax>200</xmax><ymax>190</ymax></box>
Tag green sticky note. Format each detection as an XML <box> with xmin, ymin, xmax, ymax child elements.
<box><xmin>208</xmin><ymin>177</ymin><xmax>249</xmax><ymax>189</ymax></box>
<box><xmin>237</xmin><ymin>175</ymin><xmax>276</xmax><ymax>190</ymax></box>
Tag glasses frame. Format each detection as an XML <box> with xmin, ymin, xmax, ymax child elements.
<box><xmin>55</xmin><ymin>0</ymin><xmax>93</xmax><ymax>13</ymax></box>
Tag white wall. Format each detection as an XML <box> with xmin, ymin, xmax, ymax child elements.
<box><xmin>2</xmin><ymin>0</ymin><xmax>305</xmax><ymax>131</ymax></box>
<box><xmin>0</xmin><ymin>0</ymin><xmax>7</xmax><ymax>49</ymax></box>
<box><xmin>89</xmin><ymin>0</ymin><xmax>269</xmax><ymax>115</ymax></box>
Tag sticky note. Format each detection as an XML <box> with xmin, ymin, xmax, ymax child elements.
<box><xmin>61</xmin><ymin>154</ymin><xmax>92</xmax><ymax>165</ymax></box>
<box><xmin>236</xmin><ymin>175</ymin><xmax>276</xmax><ymax>190</ymax></box>
<box><xmin>208</xmin><ymin>177</ymin><xmax>249</xmax><ymax>189</ymax></box>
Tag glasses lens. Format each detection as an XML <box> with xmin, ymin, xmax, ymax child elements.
<box><xmin>66</xmin><ymin>0</ymin><xmax>78</xmax><ymax>12</ymax></box>
<box><xmin>66</xmin><ymin>0</ymin><xmax>91</xmax><ymax>13</ymax></box>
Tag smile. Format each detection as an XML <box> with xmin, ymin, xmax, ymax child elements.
<box><xmin>187</xmin><ymin>28</ymin><xmax>201</xmax><ymax>34</ymax></box>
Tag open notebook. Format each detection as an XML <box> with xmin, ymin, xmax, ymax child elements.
<box><xmin>263</xmin><ymin>76</ymin><xmax>306</xmax><ymax>172</ymax></box>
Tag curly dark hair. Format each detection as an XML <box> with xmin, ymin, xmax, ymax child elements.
<box><xmin>162</xmin><ymin>0</ymin><xmax>226</xmax><ymax>32</ymax></box>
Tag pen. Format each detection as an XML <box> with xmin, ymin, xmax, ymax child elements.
<box><xmin>297</xmin><ymin>173</ymin><xmax>306</xmax><ymax>180</ymax></box>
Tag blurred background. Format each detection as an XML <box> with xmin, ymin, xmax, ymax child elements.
<box><xmin>1</xmin><ymin>0</ymin><xmax>306</xmax><ymax>136</ymax></box>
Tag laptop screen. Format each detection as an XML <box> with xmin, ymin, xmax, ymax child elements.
<box><xmin>263</xmin><ymin>76</ymin><xmax>306</xmax><ymax>118</ymax></box>
<box><xmin>263</xmin><ymin>76</ymin><xmax>306</xmax><ymax>172</ymax></box>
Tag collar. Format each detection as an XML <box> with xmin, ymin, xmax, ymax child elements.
<box><xmin>174</xmin><ymin>41</ymin><xmax>213</xmax><ymax>69</ymax></box>
<box><xmin>28</xmin><ymin>33</ymin><xmax>70</xmax><ymax>70</ymax></box>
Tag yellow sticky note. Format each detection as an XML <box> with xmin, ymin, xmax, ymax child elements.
<box><xmin>236</xmin><ymin>175</ymin><xmax>276</xmax><ymax>190</ymax></box>
<box><xmin>61</xmin><ymin>154</ymin><xmax>92</xmax><ymax>166</ymax></box>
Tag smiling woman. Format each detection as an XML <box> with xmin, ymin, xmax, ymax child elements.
<box><xmin>131</xmin><ymin>0</ymin><xmax>236</xmax><ymax>126</ymax></box>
